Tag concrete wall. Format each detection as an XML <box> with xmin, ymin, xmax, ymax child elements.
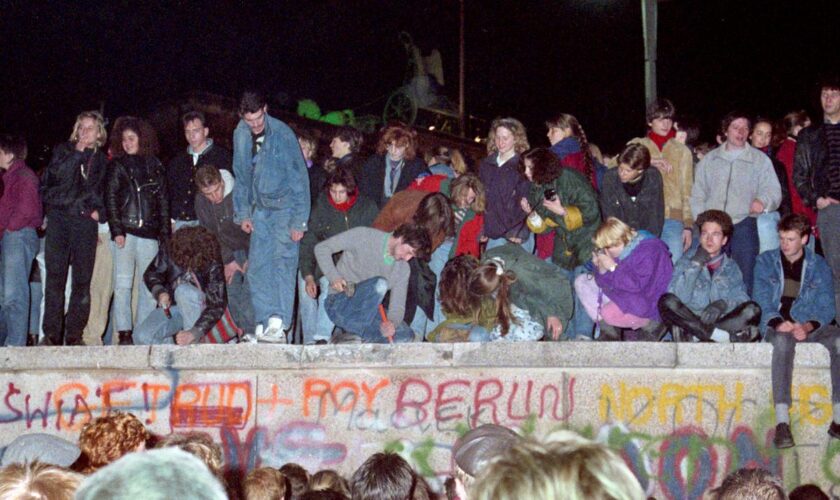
<box><xmin>0</xmin><ymin>342</ymin><xmax>836</xmax><ymax>499</ymax></box>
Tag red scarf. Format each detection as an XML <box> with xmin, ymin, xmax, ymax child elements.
<box><xmin>328</xmin><ymin>191</ymin><xmax>358</xmax><ymax>212</ymax></box>
<box><xmin>648</xmin><ymin>129</ymin><xmax>676</xmax><ymax>151</ymax></box>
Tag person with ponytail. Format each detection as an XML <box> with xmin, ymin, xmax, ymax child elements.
<box><xmin>545</xmin><ymin>113</ymin><xmax>600</xmax><ymax>190</ymax></box>
<box><xmin>429</xmin><ymin>244</ymin><xmax>572</xmax><ymax>342</ymax></box>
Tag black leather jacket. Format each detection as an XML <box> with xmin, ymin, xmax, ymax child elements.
<box><xmin>41</xmin><ymin>142</ymin><xmax>107</xmax><ymax>216</ymax></box>
<box><xmin>143</xmin><ymin>244</ymin><xmax>226</xmax><ymax>339</ymax></box>
<box><xmin>107</xmin><ymin>155</ymin><xmax>170</xmax><ymax>240</ymax></box>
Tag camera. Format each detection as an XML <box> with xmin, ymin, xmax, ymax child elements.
<box><xmin>543</xmin><ymin>188</ymin><xmax>558</xmax><ymax>201</ymax></box>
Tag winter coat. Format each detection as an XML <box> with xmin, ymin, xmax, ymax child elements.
<box><xmin>753</xmin><ymin>247</ymin><xmax>836</xmax><ymax>331</ymax></box>
<box><xmin>0</xmin><ymin>160</ymin><xmax>42</xmax><ymax>234</ymax></box>
<box><xmin>599</xmin><ymin>167</ymin><xmax>664</xmax><ymax>237</ymax></box>
<box><xmin>594</xmin><ymin>232</ymin><xmax>673</xmax><ymax>321</ymax></box>
<box><xmin>778</xmin><ymin>138</ymin><xmax>817</xmax><ymax>226</ymax></box>
<box><xmin>550</xmin><ymin>137</ymin><xmax>597</xmax><ymax>189</ymax></box>
<box><xmin>40</xmin><ymin>142</ymin><xmax>107</xmax><ymax>216</ymax></box>
<box><xmin>299</xmin><ymin>192</ymin><xmax>379</xmax><ymax>280</ymax></box>
<box><xmin>106</xmin><ymin>154</ymin><xmax>169</xmax><ymax>240</ymax></box>
<box><xmin>358</xmin><ymin>154</ymin><xmax>429</xmax><ymax>208</ymax></box>
<box><xmin>143</xmin><ymin>244</ymin><xmax>226</xmax><ymax>340</ymax></box>
<box><xmin>668</xmin><ymin>250</ymin><xmax>750</xmax><ymax>315</ymax></box>
<box><xmin>627</xmin><ymin>136</ymin><xmax>694</xmax><ymax>227</ymax></box>
<box><xmin>527</xmin><ymin>168</ymin><xmax>600</xmax><ymax>270</ymax></box>
<box><xmin>484</xmin><ymin>243</ymin><xmax>573</xmax><ymax>328</ymax></box>
<box><xmin>691</xmin><ymin>144</ymin><xmax>781</xmax><ymax>224</ymax></box>
<box><xmin>793</xmin><ymin>123</ymin><xmax>839</xmax><ymax>207</ymax></box>
<box><xmin>479</xmin><ymin>153</ymin><xmax>530</xmax><ymax>240</ymax></box>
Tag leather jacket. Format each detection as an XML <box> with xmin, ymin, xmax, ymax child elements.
<box><xmin>143</xmin><ymin>244</ymin><xmax>226</xmax><ymax>338</ymax></box>
<box><xmin>107</xmin><ymin>154</ymin><xmax>170</xmax><ymax>240</ymax></box>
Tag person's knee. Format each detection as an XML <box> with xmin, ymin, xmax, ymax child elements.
<box><xmin>658</xmin><ymin>293</ymin><xmax>680</xmax><ymax>312</ymax></box>
<box><xmin>742</xmin><ymin>301</ymin><xmax>761</xmax><ymax>322</ymax></box>
<box><xmin>373</xmin><ymin>278</ymin><xmax>389</xmax><ymax>297</ymax></box>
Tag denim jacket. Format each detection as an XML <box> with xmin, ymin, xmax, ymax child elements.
<box><xmin>232</xmin><ymin>114</ymin><xmax>310</xmax><ymax>230</ymax></box>
<box><xmin>753</xmin><ymin>247</ymin><xmax>836</xmax><ymax>330</ymax></box>
<box><xmin>668</xmin><ymin>251</ymin><xmax>749</xmax><ymax>315</ymax></box>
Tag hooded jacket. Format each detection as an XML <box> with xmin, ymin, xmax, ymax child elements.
<box><xmin>194</xmin><ymin>169</ymin><xmax>250</xmax><ymax>265</ymax></box>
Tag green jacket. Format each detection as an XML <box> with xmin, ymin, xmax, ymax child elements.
<box><xmin>299</xmin><ymin>192</ymin><xmax>379</xmax><ymax>280</ymax></box>
<box><xmin>484</xmin><ymin>244</ymin><xmax>573</xmax><ymax>328</ymax></box>
<box><xmin>527</xmin><ymin>168</ymin><xmax>600</xmax><ymax>270</ymax></box>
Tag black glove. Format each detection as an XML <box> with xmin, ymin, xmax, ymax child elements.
<box><xmin>691</xmin><ymin>246</ymin><xmax>711</xmax><ymax>265</ymax></box>
<box><xmin>700</xmin><ymin>300</ymin><xmax>727</xmax><ymax>324</ymax></box>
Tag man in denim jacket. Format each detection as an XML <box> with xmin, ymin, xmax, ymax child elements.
<box><xmin>753</xmin><ymin>213</ymin><xmax>840</xmax><ymax>449</ymax></box>
<box><xmin>232</xmin><ymin>91</ymin><xmax>310</xmax><ymax>342</ymax></box>
<box><xmin>658</xmin><ymin>210</ymin><xmax>760</xmax><ymax>342</ymax></box>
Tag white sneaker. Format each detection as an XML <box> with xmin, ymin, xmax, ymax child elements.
<box><xmin>241</xmin><ymin>324</ymin><xmax>262</xmax><ymax>344</ymax></box>
<box><xmin>258</xmin><ymin>317</ymin><xmax>288</xmax><ymax>344</ymax></box>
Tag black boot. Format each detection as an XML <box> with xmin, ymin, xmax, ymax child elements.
<box><xmin>65</xmin><ymin>332</ymin><xmax>84</xmax><ymax>346</ymax></box>
<box><xmin>597</xmin><ymin>322</ymin><xmax>623</xmax><ymax>341</ymax></box>
<box><xmin>118</xmin><ymin>330</ymin><xmax>133</xmax><ymax>346</ymax></box>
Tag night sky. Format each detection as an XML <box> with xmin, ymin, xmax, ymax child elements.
<box><xmin>2</xmin><ymin>0</ymin><xmax>840</xmax><ymax>167</ymax></box>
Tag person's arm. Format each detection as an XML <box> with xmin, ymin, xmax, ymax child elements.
<box><xmin>314</xmin><ymin>227</ymin><xmax>362</xmax><ymax>285</ymax></box>
<box><xmin>650</xmin><ymin>169</ymin><xmax>665</xmax><ymax>237</ymax></box>
<box><xmin>231</xmin><ymin>126</ymin><xmax>252</xmax><ymax>224</ymax></box>
<box><xmin>5</xmin><ymin>170</ymin><xmax>42</xmax><ymax>232</ymax></box>
<box><xmin>155</xmin><ymin>159</ymin><xmax>170</xmax><ymax>239</ymax></box>
<box><xmin>106</xmin><ymin>161</ymin><xmax>126</xmax><ymax>240</ymax></box>
<box><xmin>598</xmin><ymin>172</ymin><xmax>621</xmax><ymax>222</ymax></box>
<box><xmin>689</xmin><ymin>158</ymin><xmax>708</xmax><ymax>224</ymax></box>
<box><xmin>807</xmin><ymin>256</ymin><xmax>837</xmax><ymax>328</ymax></box>
<box><xmin>751</xmin><ymin>252</ymin><xmax>781</xmax><ymax>331</ymax></box>
<box><xmin>143</xmin><ymin>248</ymin><xmax>172</xmax><ymax>301</ymax></box>
<box><xmin>189</xmin><ymin>263</ymin><xmax>227</xmax><ymax>338</ymax></box>
<box><xmin>754</xmin><ymin>154</ymin><xmax>782</xmax><ymax>212</ymax></box>
<box><xmin>285</xmin><ymin>130</ymin><xmax>311</xmax><ymax>232</ymax></box>
<box><xmin>83</xmin><ymin>151</ymin><xmax>108</xmax><ymax>215</ymax></box>
<box><xmin>677</xmin><ymin>146</ymin><xmax>695</xmax><ymax>229</ymax></box>
<box><xmin>792</xmin><ymin>131</ymin><xmax>817</xmax><ymax>208</ymax></box>
<box><xmin>298</xmin><ymin>203</ymin><xmax>324</xmax><ymax>279</ymax></box>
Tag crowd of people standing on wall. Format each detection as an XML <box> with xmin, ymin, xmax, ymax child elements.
<box><xmin>2</xmin><ymin>78</ymin><xmax>840</xmax><ymax>450</ymax></box>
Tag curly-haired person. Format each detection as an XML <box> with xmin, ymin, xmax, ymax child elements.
<box><xmin>134</xmin><ymin>226</ymin><xmax>230</xmax><ymax>345</ymax></box>
<box><xmin>78</xmin><ymin>411</ymin><xmax>149</xmax><ymax>474</ymax></box>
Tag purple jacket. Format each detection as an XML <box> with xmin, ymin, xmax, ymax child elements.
<box><xmin>0</xmin><ymin>160</ymin><xmax>42</xmax><ymax>235</ymax></box>
<box><xmin>479</xmin><ymin>154</ymin><xmax>530</xmax><ymax>240</ymax></box>
<box><xmin>595</xmin><ymin>233</ymin><xmax>673</xmax><ymax>320</ymax></box>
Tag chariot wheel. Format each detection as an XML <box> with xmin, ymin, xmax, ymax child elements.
<box><xmin>383</xmin><ymin>88</ymin><xmax>417</xmax><ymax>125</ymax></box>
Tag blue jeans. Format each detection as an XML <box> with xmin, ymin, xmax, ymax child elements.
<box><xmin>413</xmin><ymin>239</ymin><xmax>452</xmax><ymax>338</ymax></box>
<box><xmin>298</xmin><ymin>273</ymin><xmax>333</xmax><ymax>344</ymax></box>
<box><xmin>757</xmin><ymin>211</ymin><xmax>781</xmax><ymax>254</ymax></box>
<box><xmin>113</xmin><ymin>234</ymin><xmax>158</xmax><ymax>331</ymax></box>
<box><xmin>227</xmin><ymin>250</ymin><xmax>255</xmax><ymax>335</ymax></box>
<box><xmin>0</xmin><ymin>229</ymin><xmax>38</xmax><ymax>346</ymax></box>
<box><xmin>248</xmin><ymin>210</ymin><xmax>298</xmax><ymax>326</ymax></box>
<box><xmin>562</xmin><ymin>265</ymin><xmax>594</xmax><ymax>340</ymax></box>
<box><xmin>325</xmin><ymin>278</ymin><xmax>414</xmax><ymax>343</ymax></box>
<box><xmin>661</xmin><ymin>218</ymin><xmax>686</xmax><ymax>264</ymax></box>
<box><xmin>133</xmin><ymin>283</ymin><xmax>204</xmax><ymax>345</ymax></box>
<box><xmin>726</xmin><ymin>217</ymin><xmax>759</xmax><ymax>296</ymax></box>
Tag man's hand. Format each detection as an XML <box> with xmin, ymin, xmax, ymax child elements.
<box><xmin>508</xmin><ymin>236</ymin><xmax>522</xmax><ymax>244</ymax></box>
<box><xmin>90</xmin><ymin>210</ymin><xmax>100</xmax><ymax>222</ymax></box>
<box><xmin>817</xmin><ymin>197</ymin><xmax>840</xmax><ymax>210</ymax></box>
<box><xmin>224</xmin><ymin>261</ymin><xmax>243</xmax><ymax>284</ymax></box>
<box><xmin>776</xmin><ymin>321</ymin><xmax>795</xmax><ymax>333</ymax></box>
<box><xmin>749</xmin><ymin>199</ymin><xmax>765</xmax><ymax>215</ymax></box>
<box><xmin>651</xmin><ymin>158</ymin><xmax>673</xmax><ymax>174</ymax></box>
<box><xmin>330</xmin><ymin>278</ymin><xmax>347</xmax><ymax>292</ymax></box>
<box><xmin>791</xmin><ymin>322</ymin><xmax>808</xmax><ymax>341</ymax></box>
<box><xmin>682</xmin><ymin>229</ymin><xmax>692</xmax><ymax>251</ymax></box>
<box><xmin>115</xmin><ymin>235</ymin><xmax>126</xmax><ymax>249</ymax></box>
<box><xmin>520</xmin><ymin>197</ymin><xmax>533</xmax><ymax>214</ymax></box>
<box><xmin>691</xmin><ymin>246</ymin><xmax>711</xmax><ymax>265</ymax></box>
<box><xmin>290</xmin><ymin>229</ymin><xmax>304</xmax><ymax>241</ymax></box>
<box><xmin>175</xmin><ymin>330</ymin><xmax>197</xmax><ymax>346</ymax></box>
<box><xmin>380</xmin><ymin>320</ymin><xmax>396</xmax><ymax>340</ymax></box>
<box><xmin>542</xmin><ymin>196</ymin><xmax>566</xmax><ymax>216</ymax></box>
<box><xmin>546</xmin><ymin>316</ymin><xmax>563</xmax><ymax>340</ymax></box>
<box><xmin>304</xmin><ymin>275</ymin><xmax>318</xmax><ymax>298</ymax></box>
<box><xmin>240</xmin><ymin>219</ymin><xmax>254</xmax><ymax>233</ymax></box>
<box><xmin>157</xmin><ymin>292</ymin><xmax>171</xmax><ymax>309</ymax></box>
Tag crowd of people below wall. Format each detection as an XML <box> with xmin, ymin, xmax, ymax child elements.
<box><xmin>2</xmin><ymin>78</ymin><xmax>840</xmax><ymax>450</ymax></box>
<box><xmin>0</xmin><ymin>412</ymin><xmax>826</xmax><ymax>499</ymax></box>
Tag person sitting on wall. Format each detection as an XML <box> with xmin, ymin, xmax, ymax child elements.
<box><xmin>574</xmin><ymin>217</ymin><xmax>673</xmax><ymax>341</ymax></box>
<box><xmin>753</xmin><ymin>213</ymin><xmax>840</xmax><ymax>449</ymax></box>
<box><xmin>658</xmin><ymin>209</ymin><xmax>761</xmax><ymax>342</ymax></box>
<box><xmin>599</xmin><ymin>143</ymin><xmax>665</xmax><ymax>237</ymax></box>
<box><xmin>134</xmin><ymin>226</ymin><xmax>231</xmax><ymax>345</ymax></box>
<box><xmin>314</xmin><ymin>223</ymin><xmax>431</xmax><ymax>343</ymax></box>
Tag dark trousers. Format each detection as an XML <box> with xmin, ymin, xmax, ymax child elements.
<box><xmin>43</xmin><ymin>210</ymin><xmax>98</xmax><ymax>343</ymax></box>
<box><xmin>727</xmin><ymin>217</ymin><xmax>759</xmax><ymax>296</ymax></box>
<box><xmin>766</xmin><ymin>326</ymin><xmax>840</xmax><ymax>405</ymax></box>
<box><xmin>658</xmin><ymin>293</ymin><xmax>760</xmax><ymax>341</ymax></box>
